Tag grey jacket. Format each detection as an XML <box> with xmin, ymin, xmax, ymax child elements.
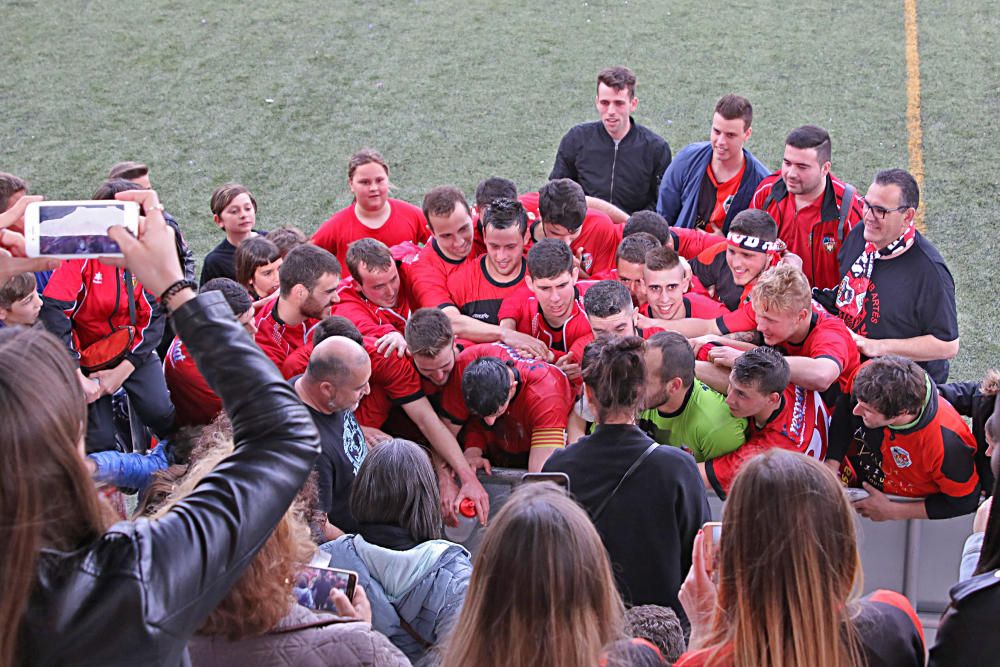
<box><xmin>320</xmin><ymin>536</ymin><xmax>472</xmax><ymax>663</ymax></box>
<box><xmin>188</xmin><ymin>604</ymin><xmax>410</xmax><ymax>667</ymax></box>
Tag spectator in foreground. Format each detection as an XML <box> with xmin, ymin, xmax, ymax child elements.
<box><xmin>320</xmin><ymin>438</ymin><xmax>472</xmax><ymax>663</ymax></box>
<box><xmin>161</xmin><ymin>433</ymin><xmax>408</xmax><ymax>667</ymax></box>
<box><xmin>677</xmin><ymin>450</ymin><xmax>924</xmax><ymax>667</ymax></box>
<box><xmin>439</xmin><ymin>483</ymin><xmax>664</xmax><ymax>667</ymax></box>
<box><xmin>1</xmin><ymin>188</ymin><xmax>320</xmax><ymax>665</ymax></box>
<box><xmin>545</xmin><ymin>335</ymin><xmax>709</xmax><ymax>621</ymax></box>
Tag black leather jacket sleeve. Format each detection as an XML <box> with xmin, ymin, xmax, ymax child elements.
<box><xmin>135</xmin><ymin>291</ymin><xmax>319</xmax><ymax>640</ymax></box>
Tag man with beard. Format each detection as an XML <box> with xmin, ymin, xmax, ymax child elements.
<box><xmin>255</xmin><ymin>244</ymin><xmax>341</xmax><ymax>369</ymax></box>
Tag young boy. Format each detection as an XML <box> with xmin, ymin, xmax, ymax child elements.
<box><xmin>0</xmin><ymin>272</ymin><xmax>42</xmax><ymax>327</ymax></box>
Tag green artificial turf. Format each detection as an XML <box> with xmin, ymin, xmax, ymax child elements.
<box><xmin>4</xmin><ymin>0</ymin><xmax>996</xmax><ymax>379</ymax></box>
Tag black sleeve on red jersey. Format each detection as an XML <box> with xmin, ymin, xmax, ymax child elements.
<box><xmin>127</xmin><ymin>292</ymin><xmax>166</xmax><ymax>364</ymax></box>
<box><xmin>826</xmin><ymin>394</ymin><xmax>858</xmax><ymax>462</ymax></box>
<box><xmin>926</xmin><ymin>487</ymin><xmax>980</xmax><ymax>520</ymax></box>
<box><xmin>391</xmin><ymin>389</ymin><xmax>425</xmax><ymax>407</ymax></box>
<box><xmin>704</xmin><ymin>460</ymin><xmax>727</xmax><ymax>500</ymax></box>
<box><xmin>816</xmin><ymin>354</ymin><xmax>844</xmax><ymax>370</ymax></box>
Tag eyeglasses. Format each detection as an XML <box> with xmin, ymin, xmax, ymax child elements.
<box><xmin>861</xmin><ymin>198</ymin><xmax>910</xmax><ymax>220</ymax></box>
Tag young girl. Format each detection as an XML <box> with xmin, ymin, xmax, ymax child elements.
<box><xmin>311</xmin><ymin>149</ymin><xmax>428</xmax><ymax>275</ymax></box>
<box><xmin>235</xmin><ymin>236</ymin><xmax>282</xmax><ymax>304</ymax></box>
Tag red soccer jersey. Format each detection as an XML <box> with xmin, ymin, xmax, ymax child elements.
<box><xmin>332</xmin><ymin>277</ymin><xmax>414</xmax><ymax>338</ymax></box>
<box><xmin>163</xmin><ymin>337</ymin><xmax>222</xmax><ymax>427</ymax></box>
<box><xmin>751</xmin><ymin>172</ymin><xmax>862</xmax><ymax>290</ymax></box>
<box><xmin>254</xmin><ymin>298</ymin><xmax>316</xmax><ymax>371</ymax></box>
<box><xmin>311</xmin><ymin>199</ymin><xmax>429</xmax><ymax>276</ymax></box>
<box><xmin>445</xmin><ymin>255</ymin><xmax>527</xmax><ymax>325</ymax></box>
<box><xmin>400</xmin><ymin>238</ymin><xmax>474</xmax><ymax>308</ymax></box>
<box><xmin>669</xmin><ymin>227</ymin><xmax>726</xmax><ymax>260</ymax></box>
<box><xmin>706</xmin><ymin>383</ymin><xmax>829</xmax><ymax>496</ymax></box>
<box><xmin>438</xmin><ymin>343</ymin><xmax>572</xmax><ymax>456</ymax></box>
<box><xmin>520</xmin><ymin>191</ymin><xmax>622</xmax><ymax>276</ymax></box>
<box><xmin>497</xmin><ymin>283</ymin><xmax>594</xmax><ymax>355</ymax></box>
<box><xmin>772</xmin><ymin>310</ymin><xmax>860</xmax><ymax>396</ymax></box>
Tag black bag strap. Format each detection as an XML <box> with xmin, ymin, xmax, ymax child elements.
<box><xmin>397</xmin><ymin>614</ymin><xmax>433</xmax><ymax>649</ymax></box>
<box><xmin>592</xmin><ymin>442</ymin><xmax>659</xmax><ymax>521</ymax></box>
<box><xmin>124</xmin><ymin>269</ymin><xmax>137</xmax><ymax>327</ymax></box>
<box><xmin>838</xmin><ymin>183</ymin><xmax>856</xmax><ymax>242</ymax></box>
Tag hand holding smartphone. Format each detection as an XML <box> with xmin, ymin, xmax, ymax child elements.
<box><xmin>24</xmin><ymin>200</ymin><xmax>139</xmax><ymax>259</ymax></box>
<box><xmin>294</xmin><ymin>565</ymin><xmax>358</xmax><ymax>614</ymax></box>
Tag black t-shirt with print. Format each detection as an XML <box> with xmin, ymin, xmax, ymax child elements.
<box><xmin>835</xmin><ymin>226</ymin><xmax>958</xmax><ymax>383</ymax></box>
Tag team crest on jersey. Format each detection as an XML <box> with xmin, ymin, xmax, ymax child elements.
<box><xmin>890</xmin><ymin>446</ymin><xmax>912</xmax><ymax>469</ymax></box>
<box><xmin>580</xmin><ymin>251</ymin><xmax>594</xmax><ymax>273</ymax></box>
<box><xmin>722</xmin><ymin>194</ymin><xmax>735</xmax><ymax>213</ymax></box>
<box><xmin>822</xmin><ymin>235</ymin><xmax>836</xmax><ymax>253</ymax></box>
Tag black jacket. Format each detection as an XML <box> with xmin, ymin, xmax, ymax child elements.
<box><xmin>929</xmin><ymin>568</ymin><xmax>1000</xmax><ymax>665</ymax></box>
<box><xmin>550</xmin><ymin>118</ymin><xmax>671</xmax><ymax>214</ymax></box>
<box><xmin>543</xmin><ymin>424</ymin><xmax>709</xmax><ymax>622</ymax></box>
<box><xmin>21</xmin><ymin>291</ymin><xmax>320</xmax><ymax>665</ymax></box>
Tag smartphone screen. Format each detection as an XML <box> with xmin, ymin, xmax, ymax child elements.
<box><xmin>292</xmin><ymin>565</ymin><xmax>358</xmax><ymax>613</ymax></box>
<box><xmin>703</xmin><ymin>521</ymin><xmax>722</xmax><ymax>579</ymax></box>
<box><xmin>25</xmin><ymin>201</ymin><xmax>139</xmax><ymax>258</ymax></box>
<box><xmin>520</xmin><ymin>472</ymin><xmax>571</xmax><ymax>492</ymax></box>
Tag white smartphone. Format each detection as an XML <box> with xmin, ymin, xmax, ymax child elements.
<box><xmin>24</xmin><ymin>200</ymin><xmax>140</xmax><ymax>259</ymax></box>
<box><xmin>843</xmin><ymin>487</ymin><xmax>870</xmax><ymax>502</ymax></box>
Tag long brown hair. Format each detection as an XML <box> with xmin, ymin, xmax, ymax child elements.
<box><xmin>0</xmin><ymin>328</ymin><xmax>114</xmax><ymax>665</ymax></box>
<box><xmin>700</xmin><ymin>450</ymin><xmax>864</xmax><ymax>667</ymax></box>
<box><xmin>152</xmin><ymin>420</ymin><xmax>316</xmax><ymax>640</ymax></box>
<box><xmin>441</xmin><ymin>483</ymin><xmax>625</xmax><ymax>667</ymax></box>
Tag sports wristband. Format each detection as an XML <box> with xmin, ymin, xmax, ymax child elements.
<box><xmin>160</xmin><ymin>279</ymin><xmax>197</xmax><ymax>303</ymax></box>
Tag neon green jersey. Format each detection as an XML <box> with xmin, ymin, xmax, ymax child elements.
<box><xmin>639</xmin><ymin>382</ymin><xmax>747</xmax><ymax>462</ymax></box>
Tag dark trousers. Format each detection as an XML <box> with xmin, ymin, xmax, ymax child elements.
<box><xmin>85</xmin><ymin>353</ymin><xmax>176</xmax><ymax>453</ymax></box>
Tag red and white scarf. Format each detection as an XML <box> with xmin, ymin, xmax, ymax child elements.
<box><xmin>835</xmin><ymin>223</ymin><xmax>916</xmax><ymax>318</ymax></box>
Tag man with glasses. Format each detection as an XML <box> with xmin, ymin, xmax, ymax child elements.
<box><xmin>751</xmin><ymin>125</ymin><xmax>863</xmax><ymax>290</ymax></box>
<box><xmin>818</xmin><ymin>168</ymin><xmax>959</xmax><ymax>383</ymax></box>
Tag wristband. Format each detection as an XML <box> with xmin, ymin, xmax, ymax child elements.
<box><xmin>160</xmin><ymin>279</ymin><xmax>197</xmax><ymax>303</ymax></box>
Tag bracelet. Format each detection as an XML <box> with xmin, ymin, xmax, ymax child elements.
<box><xmin>145</xmin><ymin>202</ymin><xmax>165</xmax><ymax>213</ymax></box>
<box><xmin>160</xmin><ymin>279</ymin><xmax>197</xmax><ymax>303</ymax></box>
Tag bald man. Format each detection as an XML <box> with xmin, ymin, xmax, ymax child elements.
<box><xmin>294</xmin><ymin>336</ymin><xmax>371</xmax><ymax>537</ymax></box>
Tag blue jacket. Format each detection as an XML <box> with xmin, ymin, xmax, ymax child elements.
<box><xmin>656</xmin><ymin>141</ymin><xmax>770</xmax><ymax>232</ymax></box>
<box><xmin>320</xmin><ymin>535</ymin><xmax>472</xmax><ymax>663</ymax></box>
<box><xmin>88</xmin><ymin>440</ymin><xmax>171</xmax><ymax>490</ymax></box>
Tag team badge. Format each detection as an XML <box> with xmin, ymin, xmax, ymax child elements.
<box><xmin>890</xmin><ymin>446</ymin><xmax>912</xmax><ymax>469</ymax></box>
<box><xmin>822</xmin><ymin>235</ymin><xmax>836</xmax><ymax>253</ymax></box>
<box><xmin>722</xmin><ymin>194</ymin><xmax>735</xmax><ymax>213</ymax></box>
<box><xmin>580</xmin><ymin>252</ymin><xmax>594</xmax><ymax>273</ymax></box>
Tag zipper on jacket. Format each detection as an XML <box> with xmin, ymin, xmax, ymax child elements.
<box><xmin>609</xmin><ymin>143</ymin><xmax>619</xmax><ymax>205</ymax></box>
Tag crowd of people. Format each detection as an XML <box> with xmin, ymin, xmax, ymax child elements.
<box><xmin>2</xmin><ymin>65</ymin><xmax>999</xmax><ymax>665</ymax></box>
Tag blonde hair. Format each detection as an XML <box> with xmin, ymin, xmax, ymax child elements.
<box><xmin>749</xmin><ymin>265</ymin><xmax>811</xmax><ymax>314</ymax></box>
<box><xmin>441</xmin><ymin>483</ymin><xmax>625</xmax><ymax>667</ymax></box>
<box><xmin>700</xmin><ymin>450</ymin><xmax>864</xmax><ymax>667</ymax></box>
<box><xmin>153</xmin><ymin>419</ymin><xmax>316</xmax><ymax>640</ymax></box>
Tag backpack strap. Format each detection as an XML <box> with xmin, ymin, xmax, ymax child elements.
<box><xmin>838</xmin><ymin>183</ymin><xmax>856</xmax><ymax>242</ymax></box>
<box><xmin>397</xmin><ymin>614</ymin><xmax>433</xmax><ymax>649</ymax></box>
<box><xmin>591</xmin><ymin>443</ymin><xmax>659</xmax><ymax>521</ymax></box>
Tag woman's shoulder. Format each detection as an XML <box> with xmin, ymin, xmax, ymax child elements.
<box><xmin>852</xmin><ymin>590</ymin><xmax>925</xmax><ymax>666</ymax></box>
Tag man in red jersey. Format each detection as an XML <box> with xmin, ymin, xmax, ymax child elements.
<box><xmin>640</xmin><ymin>246</ymin><xmax>727</xmax><ymax>327</ymax></box>
<box><xmin>455</xmin><ymin>345</ymin><xmax>573</xmax><ymax>472</ymax></box>
<box><xmin>592</xmin><ymin>232</ymin><xmax>661</xmax><ymax>306</ymax></box>
<box><xmin>703</xmin><ymin>347</ymin><xmax>829</xmax><ymax>498</ymax></box>
<box><xmin>694</xmin><ymin>265</ymin><xmax>859</xmax><ymax>406</ymax></box>
<box><xmin>402</xmin><ymin>186</ymin><xmax>476</xmax><ymax>309</ymax></box>
<box><xmin>520</xmin><ymin>178</ymin><xmax>621</xmax><ymax>277</ymax></box>
<box><xmin>751</xmin><ymin>125</ymin><xmax>862</xmax><ymax>289</ymax></box>
<box><xmin>255</xmin><ymin>244</ymin><xmax>341</xmax><ymax>370</ymax></box>
<box><xmin>499</xmin><ymin>239</ymin><xmax>593</xmax><ymax>376</ymax></box>
<box><xmin>830</xmin><ymin>357</ymin><xmax>979</xmax><ymax>520</ymax></box>
<box><xmin>333</xmin><ymin>238</ymin><xmax>415</xmax><ymax>357</ymax></box>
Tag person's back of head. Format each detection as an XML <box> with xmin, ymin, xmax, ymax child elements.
<box><xmin>707</xmin><ymin>449</ymin><xmax>863</xmax><ymax>666</ymax></box>
<box><xmin>617</xmin><ymin>233</ymin><xmax>661</xmax><ymax>266</ymax></box>
<box><xmin>267</xmin><ymin>226</ymin><xmax>308</xmax><ymax>258</ymax></box>
<box><xmin>581</xmin><ymin>335</ymin><xmax>646</xmax><ymax>423</ymax></box>
<box><xmin>107</xmin><ymin>161</ymin><xmax>149</xmax><ymax>183</ymax></box>
<box><xmin>462</xmin><ymin>357</ymin><xmax>512</xmax><ymax>417</ymax></box>
<box><xmin>475</xmin><ymin>177</ymin><xmax>518</xmax><ymax>210</ymax></box>
<box><xmin>0</xmin><ymin>327</ymin><xmax>113</xmax><ymax>665</ymax></box>
<box><xmin>539</xmin><ymin>178</ymin><xmax>587</xmax><ymax>233</ymax></box>
<box><xmin>312</xmin><ymin>315</ymin><xmax>363</xmax><ymax>347</ymax></box>
<box><xmin>624</xmin><ymin>605</ymin><xmax>686</xmax><ymax>665</ymax></box>
<box><xmin>350</xmin><ymin>438</ymin><xmax>443</xmax><ymax>544</ymax></box>
<box><xmin>92</xmin><ymin>178</ymin><xmax>142</xmax><ymax>201</ymax></box>
<box><xmin>623</xmin><ymin>211</ymin><xmax>671</xmax><ymax>244</ymax></box>
<box><xmin>200</xmin><ymin>278</ymin><xmax>253</xmax><ymax>319</ymax></box>
<box><xmin>278</xmin><ymin>244</ymin><xmax>342</xmax><ymax>297</ymax></box>
<box><xmin>441</xmin><ymin>483</ymin><xmax>624</xmax><ymax>667</ymax></box>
